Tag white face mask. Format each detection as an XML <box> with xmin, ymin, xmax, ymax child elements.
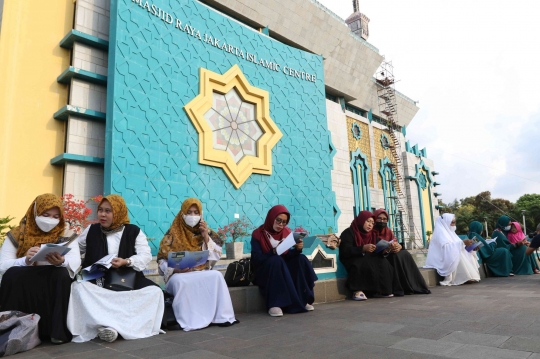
<box><xmin>35</xmin><ymin>216</ymin><xmax>60</xmax><ymax>233</ymax></box>
<box><xmin>450</xmin><ymin>225</ymin><xmax>457</xmax><ymax>232</ymax></box>
<box><xmin>504</xmin><ymin>225</ymin><xmax>511</xmax><ymax>231</ymax></box>
<box><xmin>34</xmin><ymin>202</ymin><xmax>60</xmax><ymax>232</ymax></box>
<box><xmin>183</xmin><ymin>214</ymin><xmax>201</xmax><ymax>227</ymax></box>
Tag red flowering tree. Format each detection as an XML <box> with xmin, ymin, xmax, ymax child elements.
<box><xmin>62</xmin><ymin>194</ymin><xmax>102</xmax><ymax>234</ymax></box>
<box><xmin>217</xmin><ymin>216</ymin><xmax>253</xmax><ymax>243</ymax></box>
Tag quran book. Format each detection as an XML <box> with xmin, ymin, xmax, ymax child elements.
<box><xmin>168</xmin><ymin>251</ymin><xmax>209</xmax><ymax>270</ymax></box>
<box><xmin>29</xmin><ymin>243</ymin><xmax>72</xmax><ymax>263</ymax></box>
<box><xmin>79</xmin><ymin>253</ymin><xmax>117</xmax><ymax>281</ymax></box>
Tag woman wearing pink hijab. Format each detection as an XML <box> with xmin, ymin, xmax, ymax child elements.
<box><xmin>508</xmin><ymin>222</ymin><xmax>540</xmax><ymax>274</ymax></box>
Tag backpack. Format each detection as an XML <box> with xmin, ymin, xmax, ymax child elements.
<box><xmin>224</xmin><ymin>258</ymin><xmax>254</xmax><ymax>287</ymax></box>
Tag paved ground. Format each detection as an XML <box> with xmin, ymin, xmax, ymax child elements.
<box><xmin>14</xmin><ymin>274</ymin><xmax>540</xmax><ymax>359</ymax></box>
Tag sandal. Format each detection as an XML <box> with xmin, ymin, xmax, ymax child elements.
<box><xmin>353</xmin><ymin>291</ymin><xmax>367</xmax><ymax>301</ymax></box>
<box><xmin>534</xmin><ymin>269</ymin><xmax>540</xmax><ymax>274</ymax></box>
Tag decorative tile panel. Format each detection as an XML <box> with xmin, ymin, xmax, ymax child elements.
<box><xmin>106</xmin><ymin>0</ymin><xmax>337</xmax><ymax>250</ymax></box>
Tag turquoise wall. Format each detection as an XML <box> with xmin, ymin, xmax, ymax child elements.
<box><xmin>106</xmin><ymin>0</ymin><xmax>338</xmax><ymax>252</ymax></box>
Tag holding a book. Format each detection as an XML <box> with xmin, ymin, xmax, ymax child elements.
<box><xmin>157</xmin><ymin>198</ymin><xmax>237</xmax><ymax>331</ymax></box>
<box><xmin>67</xmin><ymin>195</ymin><xmax>163</xmax><ymax>343</ymax></box>
<box><xmin>0</xmin><ymin>193</ymin><xmax>81</xmax><ymax>344</ymax></box>
<box><xmin>250</xmin><ymin>205</ymin><xmax>318</xmax><ymax>317</ymax></box>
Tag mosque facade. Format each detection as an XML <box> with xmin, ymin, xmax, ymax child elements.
<box><xmin>0</xmin><ymin>0</ymin><xmax>440</xmax><ymax>276</ymax></box>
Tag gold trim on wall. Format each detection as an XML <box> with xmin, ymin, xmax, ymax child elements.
<box><xmin>373</xmin><ymin>127</ymin><xmax>396</xmax><ymax>189</ymax></box>
<box><xmin>184</xmin><ymin>65</ymin><xmax>283</xmax><ymax>189</ymax></box>
<box><xmin>346</xmin><ymin>117</ymin><xmax>373</xmax><ymax>188</ymax></box>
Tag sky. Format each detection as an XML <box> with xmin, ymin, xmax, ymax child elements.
<box><xmin>316</xmin><ymin>0</ymin><xmax>540</xmax><ymax>204</ymax></box>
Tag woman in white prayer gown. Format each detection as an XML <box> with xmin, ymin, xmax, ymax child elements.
<box><xmin>424</xmin><ymin>213</ymin><xmax>480</xmax><ymax>286</ymax></box>
<box><xmin>157</xmin><ymin>198</ymin><xmax>237</xmax><ymax>331</ymax></box>
<box><xmin>67</xmin><ymin>194</ymin><xmax>164</xmax><ymax>343</ymax></box>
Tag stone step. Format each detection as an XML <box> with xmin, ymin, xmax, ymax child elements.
<box><xmin>145</xmin><ymin>254</ymin><xmax>488</xmax><ymax>314</ymax></box>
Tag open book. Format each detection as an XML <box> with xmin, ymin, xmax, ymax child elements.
<box><xmin>168</xmin><ymin>251</ymin><xmax>209</xmax><ymax>270</ymax></box>
<box><xmin>465</xmin><ymin>237</ymin><xmax>484</xmax><ymax>252</ymax></box>
<box><xmin>78</xmin><ymin>254</ymin><xmax>117</xmax><ymax>281</ymax></box>
<box><xmin>374</xmin><ymin>239</ymin><xmax>394</xmax><ymax>254</ymax></box>
<box><xmin>275</xmin><ymin>232</ymin><xmax>296</xmax><ymax>255</ymax></box>
<box><xmin>29</xmin><ymin>243</ymin><xmax>72</xmax><ymax>263</ymax></box>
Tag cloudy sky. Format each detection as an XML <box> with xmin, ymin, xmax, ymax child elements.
<box><xmin>317</xmin><ymin>0</ymin><xmax>540</xmax><ymax>204</ymax></box>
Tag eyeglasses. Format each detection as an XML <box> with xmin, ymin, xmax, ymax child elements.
<box><xmin>376</xmin><ymin>218</ymin><xmax>388</xmax><ymax>222</ymax></box>
<box><xmin>274</xmin><ymin>218</ymin><xmax>288</xmax><ymax>225</ymax></box>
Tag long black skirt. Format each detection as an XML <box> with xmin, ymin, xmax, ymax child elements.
<box><xmin>344</xmin><ymin>253</ymin><xmax>399</xmax><ymax>296</ymax></box>
<box><xmin>253</xmin><ymin>254</ymin><xmax>318</xmax><ymax>313</ymax></box>
<box><xmin>386</xmin><ymin>250</ymin><xmax>431</xmax><ymax>295</ymax></box>
<box><xmin>0</xmin><ymin>266</ymin><xmax>72</xmax><ymax>342</ymax></box>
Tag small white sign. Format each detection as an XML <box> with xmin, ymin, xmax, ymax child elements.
<box><xmin>234</xmin><ymin>213</ymin><xmax>240</xmax><ymax>219</ymax></box>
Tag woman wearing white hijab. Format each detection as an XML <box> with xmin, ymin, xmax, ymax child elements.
<box><xmin>424</xmin><ymin>213</ymin><xmax>480</xmax><ymax>286</ymax></box>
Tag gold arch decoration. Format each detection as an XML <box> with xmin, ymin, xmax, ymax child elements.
<box><xmin>184</xmin><ymin>65</ymin><xmax>283</xmax><ymax>189</ymax></box>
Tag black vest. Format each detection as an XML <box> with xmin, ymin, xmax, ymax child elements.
<box><xmin>81</xmin><ymin>224</ymin><xmax>140</xmax><ymax>269</ymax></box>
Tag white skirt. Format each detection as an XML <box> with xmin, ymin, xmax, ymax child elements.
<box><xmin>67</xmin><ymin>281</ymin><xmax>164</xmax><ymax>342</ymax></box>
<box><xmin>166</xmin><ymin>270</ymin><xmax>236</xmax><ymax>331</ymax></box>
<box><xmin>440</xmin><ymin>248</ymin><xmax>481</xmax><ymax>286</ymax></box>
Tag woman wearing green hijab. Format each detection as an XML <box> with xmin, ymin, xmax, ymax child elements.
<box><xmin>491</xmin><ymin>215</ymin><xmax>532</xmax><ymax>275</ymax></box>
<box><xmin>468</xmin><ymin>221</ymin><xmax>512</xmax><ymax>276</ymax></box>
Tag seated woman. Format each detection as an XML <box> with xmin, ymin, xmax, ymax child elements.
<box><xmin>251</xmin><ymin>205</ymin><xmax>317</xmax><ymax>317</ymax></box>
<box><xmin>492</xmin><ymin>215</ymin><xmax>532</xmax><ymax>275</ymax></box>
<box><xmin>373</xmin><ymin>209</ymin><xmax>430</xmax><ymax>295</ymax></box>
<box><xmin>157</xmin><ymin>198</ymin><xmax>236</xmax><ymax>331</ymax></box>
<box><xmin>508</xmin><ymin>222</ymin><xmax>540</xmax><ymax>274</ymax></box>
<box><xmin>424</xmin><ymin>213</ymin><xmax>480</xmax><ymax>286</ymax></box>
<box><xmin>67</xmin><ymin>194</ymin><xmax>164</xmax><ymax>343</ymax></box>
<box><xmin>339</xmin><ymin>211</ymin><xmax>398</xmax><ymax>300</ymax></box>
<box><xmin>0</xmin><ymin>194</ymin><xmax>80</xmax><ymax>344</ymax></box>
<box><xmin>468</xmin><ymin>221</ymin><xmax>513</xmax><ymax>277</ymax></box>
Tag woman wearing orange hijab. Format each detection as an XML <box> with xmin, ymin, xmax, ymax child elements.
<box><xmin>67</xmin><ymin>194</ymin><xmax>163</xmax><ymax>343</ymax></box>
<box><xmin>157</xmin><ymin>198</ymin><xmax>237</xmax><ymax>331</ymax></box>
<box><xmin>0</xmin><ymin>194</ymin><xmax>81</xmax><ymax>344</ymax></box>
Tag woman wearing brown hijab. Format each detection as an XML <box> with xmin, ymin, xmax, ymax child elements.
<box><xmin>67</xmin><ymin>194</ymin><xmax>164</xmax><ymax>343</ymax></box>
<box><xmin>339</xmin><ymin>210</ymin><xmax>398</xmax><ymax>300</ymax></box>
<box><xmin>157</xmin><ymin>198</ymin><xmax>236</xmax><ymax>331</ymax></box>
<box><xmin>0</xmin><ymin>193</ymin><xmax>81</xmax><ymax>344</ymax></box>
<box><xmin>373</xmin><ymin>209</ymin><xmax>430</xmax><ymax>295</ymax></box>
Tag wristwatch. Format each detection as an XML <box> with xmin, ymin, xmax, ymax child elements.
<box><xmin>126</xmin><ymin>258</ymin><xmax>132</xmax><ymax>267</ymax></box>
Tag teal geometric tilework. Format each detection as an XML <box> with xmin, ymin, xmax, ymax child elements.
<box><xmin>107</xmin><ymin>0</ymin><xmax>338</xmax><ymax>253</ymax></box>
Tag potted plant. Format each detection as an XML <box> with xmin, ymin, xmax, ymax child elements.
<box><xmin>218</xmin><ymin>216</ymin><xmax>253</xmax><ymax>259</ymax></box>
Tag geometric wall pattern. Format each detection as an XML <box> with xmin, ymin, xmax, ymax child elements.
<box><xmin>107</xmin><ymin>0</ymin><xmax>338</xmax><ymax>251</ymax></box>
<box><xmin>184</xmin><ymin>65</ymin><xmax>283</xmax><ymax>188</ymax></box>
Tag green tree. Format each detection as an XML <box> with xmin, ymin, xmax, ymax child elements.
<box><xmin>514</xmin><ymin>194</ymin><xmax>540</xmax><ymax>233</ymax></box>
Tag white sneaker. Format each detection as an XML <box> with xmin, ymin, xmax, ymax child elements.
<box><xmin>268</xmin><ymin>307</ymin><xmax>283</xmax><ymax>317</ymax></box>
<box><xmin>97</xmin><ymin>327</ymin><xmax>118</xmax><ymax>343</ymax></box>
<box><xmin>305</xmin><ymin>304</ymin><xmax>314</xmax><ymax>311</ymax></box>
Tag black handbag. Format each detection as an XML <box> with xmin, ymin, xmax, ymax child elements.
<box><xmin>224</xmin><ymin>258</ymin><xmax>254</xmax><ymax>287</ymax></box>
<box><xmin>104</xmin><ymin>267</ymin><xmax>137</xmax><ymax>291</ymax></box>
